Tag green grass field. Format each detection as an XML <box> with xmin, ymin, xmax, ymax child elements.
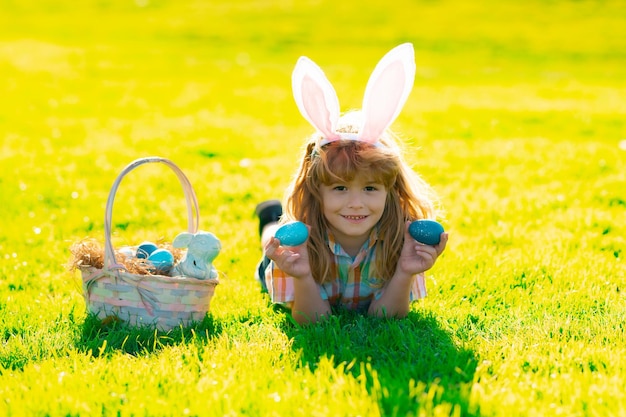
<box><xmin>1</xmin><ymin>0</ymin><xmax>625</xmax><ymax>415</ymax></box>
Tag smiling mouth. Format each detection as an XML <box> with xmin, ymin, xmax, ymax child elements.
<box><xmin>343</xmin><ymin>215</ymin><xmax>368</xmax><ymax>220</ymax></box>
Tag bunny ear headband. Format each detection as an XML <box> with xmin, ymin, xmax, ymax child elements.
<box><xmin>292</xmin><ymin>43</ymin><xmax>416</xmax><ymax>148</ymax></box>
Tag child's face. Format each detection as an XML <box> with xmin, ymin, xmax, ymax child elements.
<box><xmin>320</xmin><ymin>175</ymin><xmax>387</xmax><ymax>249</ymax></box>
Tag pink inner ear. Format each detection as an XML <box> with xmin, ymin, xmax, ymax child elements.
<box><xmin>361</xmin><ymin>61</ymin><xmax>405</xmax><ymax>141</ymax></box>
<box><xmin>302</xmin><ymin>75</ymin><xmax>335</xmax><ymax>138</ymax></box>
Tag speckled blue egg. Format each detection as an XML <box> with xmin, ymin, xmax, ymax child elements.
<box><xmin>136</xmin><ymin>241</ymin><xmax>158</xmax><ymax>259</ymax></box>
<box><xmin>408</xmin><ymin>220</ymin><xmax>444</xmax><ymax>245</ymax></box>
<box><xmin>275</xmin><ymin>221</ymin><xmax>309</xmax><ymax>247</ymax></box>
<box><xmin>147</xmin><ymin>248</ymin><xmax>174</xmax><ymax>274</ymax></box>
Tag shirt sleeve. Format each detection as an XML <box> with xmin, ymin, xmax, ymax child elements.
<box><xmin>265</xmin><ymin>261</ymin><xmax>329</xmax><ymax>307</ymax></box>
<box><xmin>410</xmin><ymin>272</ymin><xmax>427</xmax><ymax>301</ymax></box>
<box><xmin>265</xmin><ymin>261</ymin><xmax>295</xmax><ymax>306</ymax></box>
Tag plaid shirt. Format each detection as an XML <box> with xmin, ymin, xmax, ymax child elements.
<box><xmin>265</xmin><ymin>228</ymin><xmax>427</xmax><ymax>312</ymax></box>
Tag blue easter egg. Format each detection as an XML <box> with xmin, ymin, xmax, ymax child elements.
<box><xmin>274</xmin><ymin>221</ymin><xmax>309</xmax><ymax>247</ymax></box>
<box><xmin>136</xmin><ymin>241</ymin><xmax>158</xmax><ymax>259</ymax></box>
<box><xmin>147</xmin><ymin>248</ymin><xmax>174</xmax><ymax>274</ymax></box>
<box><xmin>408</xmin><ymin>220</ymin><xmax>444</xmax><ymax>246</ymax></box>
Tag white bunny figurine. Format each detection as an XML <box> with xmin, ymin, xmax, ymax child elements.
<box><xmin>171</xmin><ymin>231</ymin><xmax>221</xmax><ymax>280</ymax></box>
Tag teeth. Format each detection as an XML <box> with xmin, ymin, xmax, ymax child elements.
<box><xmin>345</xmin><ymin>215</ymin><xmax>365</xmax><ymax>220</ymax></box>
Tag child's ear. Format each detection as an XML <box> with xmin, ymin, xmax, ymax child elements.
<box><xmin>292</xmin><ymin>56</ymin><xmax>341</xmax><ymax>141</ymax></box>
<box><xmin>359</xmin><ymin>43</ymin><xmax>416</xmax><ymax>143</ymax></box>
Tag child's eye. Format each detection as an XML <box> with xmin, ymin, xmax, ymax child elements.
<box><xmin>365</xmin><ymin>186</ymin><xmax>377</xmax><ymax>191</ymax></box>
<box><xmin>334</xmin><ymin>185</ymin><xmax>347</xmax><ymax>191</ymax></box>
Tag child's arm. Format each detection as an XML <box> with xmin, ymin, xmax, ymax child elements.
<box><xmin>368</xmin><ymin>270</ymin><xmax>415</xmax><ymax>318</ymax></box>
<box><xmin>291</xmin><ymin>273</ymin><xmax>332</xmax><ymax>324</ymax></box>
<box><xmin>264</xmin><ymin>237</ymin><xmax>331</xmax><ymax>324</ymax></box>
<box><xmin>368</xmin><ymin>222</ymin><xmax>448</xmax><ymax>318</ymax></box>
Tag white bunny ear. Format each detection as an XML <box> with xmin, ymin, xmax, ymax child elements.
<box><xmin>292</xmin><ymin>56</ymin><xmax>341</xmax><ymax>141</ymax></box>
<box><xmin>359</xmin><ymin>43</ymin><xmax>416</xmax><ymax>143</ymax></box>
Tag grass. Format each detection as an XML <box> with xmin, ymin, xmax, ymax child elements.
<box><xmin>1</xmin><ymin>0</ymin><xmax>625</xmax><ymax>415</ymax></box>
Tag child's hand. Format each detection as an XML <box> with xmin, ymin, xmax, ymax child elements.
<box><xmin>264</xmin><ymin>237</ymin><xmax>312</xmax><ymax>280</ymax></box>
<box><xmin>397</xmin><ymin>221</ymin><xmax>448</xmax><ymax>276</ymax></box>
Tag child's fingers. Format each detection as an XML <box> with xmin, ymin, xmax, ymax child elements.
<box><xmin>266</xmin><ymin>237</ymin><xmax>301</xmax><ymax>267</ymax></box>
<box><xmin>435</xmin><ymin>232</ymin><xmax>449</xmax><ymax>255</ymax></box>
<box><xmin>265</xmin><ymin>238</ymin><xmax>290</xmax><ymax>261</ymax></box>
<box><xmin>414</xmin><ymin>243</ymin><xmax>437</xmax><ymax>259</ymax></box>
<box><xmin>263</xmin><ymin>237</ymin><xmax>280</xmax><ymax>257</ymax></box>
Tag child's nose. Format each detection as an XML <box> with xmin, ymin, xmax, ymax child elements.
<box><xmin>347</xmin><ymin>191</ymin><xmax>364</xmax><ymax>208</ymax></box>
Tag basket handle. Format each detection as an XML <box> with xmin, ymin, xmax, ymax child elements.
<box><xmin>103</xmin><ymin>156</ymin><xmax>200</xmax><ymax>270</ymax></box>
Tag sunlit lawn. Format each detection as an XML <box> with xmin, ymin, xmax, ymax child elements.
<box><xmin>0</xmin><ymin>0</ymin><xmax>625</xmax><ymax>416</ymax></box>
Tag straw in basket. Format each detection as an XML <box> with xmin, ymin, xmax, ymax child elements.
<box><xmin>79</xmin><ymin>156</ymin><xmax>219</xmax><ymax>331</ymax></box>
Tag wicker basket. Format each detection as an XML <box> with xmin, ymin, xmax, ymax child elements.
<box><xmin>79</xmin><ymin>156</ymin><xmax>219</xmax><ymax>331</ymax></box>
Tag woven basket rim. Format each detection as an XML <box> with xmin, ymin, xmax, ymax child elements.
<box><xmin>79</xmin><ymin>264</ymin><xmax>220</xmax><ymax>286</ymax></box>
